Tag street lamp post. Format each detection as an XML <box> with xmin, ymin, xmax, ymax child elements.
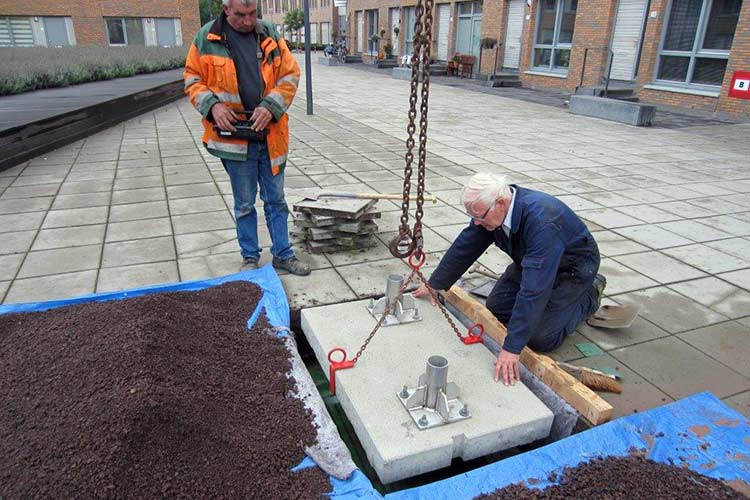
<box><xmin>303</xmin><ymin>0</ymin><xmax>313</xmax><ymax>115</ymax></box>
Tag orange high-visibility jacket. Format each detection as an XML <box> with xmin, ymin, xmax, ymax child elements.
<box><xmin>184</xmin><ymin>15</ymin><xmax>300</xmax><ymax>174</ymax></box>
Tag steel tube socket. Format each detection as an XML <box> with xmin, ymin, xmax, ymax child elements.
<box><xmin>386</xmin><ymin>274</ymin><xmax>403</xmax><ymax>306</ymax></box>
<box><xmin>425</xmin><ymin>355</ymin><xmax>449</xmax><ymax>409</ymax></box>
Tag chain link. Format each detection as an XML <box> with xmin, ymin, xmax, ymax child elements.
<box><xmin>413</xmin><ymin>268</ymin><xmax>470</xmax><ymax>343</ymax></box>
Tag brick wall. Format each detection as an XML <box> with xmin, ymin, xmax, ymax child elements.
<box><xmin>636</xmin><ymin>0</ymin><xmax>750</xmax><ymax>116</ymax></box>
<box><xmin>0</xmin><ymin>0</ymin><xmax>200</xmax><ymax>46</ymax></box>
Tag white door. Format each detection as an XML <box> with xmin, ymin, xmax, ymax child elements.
<box><xmin>356</xmin><ymin>11</ymin><xmax>364</xmax><ymax>53</ymax></box>
<box><xmin>389</xmin><ymin>8</ymin><xmax>400</xmax><ymax>56</ymax></box>
<box><xmin>437</xmin><ymin>4</ymin><xmax>450</xmax><ymax>60</ymax></box>
<box><xmin>609</xmin><ymin>0</ymin><xmax>648</xmax><ymax>81</ymax></box>
<box><xmin>321</xmin><ymin>22</ymin><xmax>330</xmax><ymax>44</ymax></box>
<box><xmin>503</xmin><ymin>0</ymin><xmax>525</xmax><ymax>69</ymax></box>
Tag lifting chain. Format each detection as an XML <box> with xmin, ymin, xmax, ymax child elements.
<box><xmin>389</xmin><ymin>0</ymin><xmax>435</xmax><ymax>260</ymax></box>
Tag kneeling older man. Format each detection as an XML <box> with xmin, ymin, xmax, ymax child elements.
<box><xmin>414</xmin><ymin>173</ymin><xmax>605</xmax><ymax>386</ymax></box>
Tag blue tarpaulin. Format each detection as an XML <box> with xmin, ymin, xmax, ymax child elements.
<box><xmin>327</xmin><ymin>392</ymin><xmax>750</xmax><ymax>499</ymax></box>
<box><xmin>0</xmin><ymin>264</ymin><xmax>289</xmax><ymax>329</ymax></box>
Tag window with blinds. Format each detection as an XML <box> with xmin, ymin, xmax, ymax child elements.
<box><xmin>0</xmin><ymin>16</ymin><xmax>35</xmax><ymax>47</ymax></box>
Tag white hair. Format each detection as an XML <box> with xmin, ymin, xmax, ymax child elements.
<box><xmin>222</xmin><ymin>0</ymin><xmax>256</xmax><ymax>5</ymax></box>
<box><xmin>461</xmin><ymin>173</ymin><xmax>511</xmax><ymax>208</ymax></box>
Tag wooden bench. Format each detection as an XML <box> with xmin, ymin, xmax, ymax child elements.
<box><xmin>459</xmin><ymin>54</ymin><xmax>475</xmax><ymax>78</ymax></box>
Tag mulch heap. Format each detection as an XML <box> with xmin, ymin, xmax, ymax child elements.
<box><xmin>476</xmin><ymin>455</ymin><xmax>747</xmax><ymax>499</ymax></box>
<box><xmin>0</xmin><ymin>281</ymin><xmax>330</xmax><ymax>499</ymax></box>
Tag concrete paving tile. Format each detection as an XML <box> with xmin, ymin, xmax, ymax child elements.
<box><xmin>555</xmin><ymin>194</ymin><xmax>602</xmax><ymax>211</ymax></box>
<box><xmin>594</xmin><ymin>230</ymin><xmax>650</xmax><ymax>257</ymax></box>
<box><xmin>430</xmin><ymin>222</ymin><xmax>468</xmax><ymax>244</ymax></box>
<box><xmin>613</xmin><ymin>205</ymin><xmax>682</xmax><ymax>224</ymax></box>
<box><xmin>0</xmin><ymin>184</ymin><xmax>60</xmax><ymax>199</ymax></box>
<box><xmin>117</xmin><ymin>158</ymin><xmax>161</xmax><ymax>169</ymax></box>
<box><xmin>578</xmin><ymin>313</ymin><xmax>670</xmax><ymax>350</ymax></box>
<box><xmin>598</xmin><ymin>258</ymin><xmax>659</xmax><ymax>294</ymax></box>
<box><xmin>571</xmin><ymin>354</ymin><xmax>673</xmax><ymax>418</ymax></box>
<box><xmin>166</xmin><ymin>182</ymin><xmax>221</xmax><ymax>199</ymax></box>
<box><xmin>722</xmin><ymin>391</ymin><xmax>750</xmax><ymax>418</ymax></box>
<box><xmin>614</xmin><ymin>225</ymin><xmax>693</xmax><ymax>249</ymax></box>
<box><xmin>11</xmin><ymin>174</ymin><xmax>65</xmax><ymax>187</ymax></box>
<box><xmin>325</xmin><ymin>239</ymin><xmax>398</xmax><ymax>266</ymax></box>
<box><xmin>662</xmin><ymin>244</ymin><xmax>749</xmax><ymax>274</ymax></box>
<box><xmin>171</xmin><ymin>211</ymin><xmax>234</xmax><ymax>234</ymax></box>
<box><xmin>116</xmin><ymin>167</ymin><xmax>163</xmax><ymax>179</ymax></box>
<box><xmin>65</xmin><ymin>169</ymin><xmax>115</xmax><ymax>183</ymax></box>
<box><xmin>4</xmin><ymin>270</ymin><xmax>97</xmax><ymax>304</ymax></box>
<box><xmin>57</xmin><ymin>179</ymin><xmax>112</xmax><ymax>195</ymax></box>
<box><xmin>738</xmin><ymin>317</ymin><xmax>750</xmax><ymax>329</ymax></box>
<box><xmin>337</xmin><ymin>258</ymin><xmax>413</xmax><ymax>298</ymax></box>
<box><xmin>32</xmin><ymin>224</ymin><xmax>106</xmax><ymax>251</ymax></box>
<box><xmin>51</xmin><ymin>192</ymin><xmax>111</xmax><ymax>210</ymax></box>
<box><xmin>420</xmin><ymin>205</ymin><xmax>470</xmax><ymax>227</ymax></box>
<box><xmin>42</xmin><ymin>206</ymin><xmax>108</xmax><ymax>229</ymax></box>
<box><xmin>113</xmin><ymin>175</ymin><xmax>164</xmax><ymax>191</ymax></box>
<box><xmin>17</xmin><ymin>244</ymin><xmax>101</xmax><ymax>279</ymax></box>
<box><xmin>111</xmin><ymin>187</ymin><xmax>165</xmax><ymax>205</ymax></box>
<box><xmin>614</xmin><ymin>251</ymin><xmax>706</xmax><ymax>284</ymax></box>
<box><xmin>578</xmin><ymin>191</ymin><xmax>638</xmax><ymax>208</ymax></box>
<box><xmin>611</xmin><ymin>286</ymin><xmax>728</xmax><ymax>333</ymax></box>
<box><xmin>0</xmin><ymin>230</ymin><xmax>36</xmax><ymax>255</ymax></box>
<box><xmin>476</xmin><ymin>247</ymin><xmax>514</xmax><ymax>275</ymax></box>
<box><xmin>377</xmin><ymin>227</ymin><xmax>452</xmax><ymax>253</ymax></box>
<box><xmin>163</xmin><ymin>171</ymin><xmax>214</xmax><ymax>186</ymax></box>
<box><xmin>696</xmin><ymin>215</ymin><xmax>750</xmax><ymax>237</ymax></box>
<box><xmin>704</xmin><ymin>238</ymin><xmax>750</xmax><ymax>262</ymax></box>
<box><xmin>102</xmin><ymin>236</ymin><xmax>176</xmax><ymax>268</ymax></box>
<box><xmin>577</xmin><ymin>208</ymin><xmax>638</xmax><ymax>229</ymax></box>
<box><xmin>0</xmin><ymin>163</ymin><xmax>27</xmax><ymax>177</ymax></box>
<box><xmin>169</xmin><ymin>195</ymin><xmax>227</xmax><ymax>216</ymax></box>
<box><xmin>610</xmin><ymin>337</ymin><xmax>750</xmax><ymax>399</ymax></box>
<box><xmin>106</xmin><ymin>218</ymin><xmax>172</xmax><ymax>242</ymax></box>
<box><xmin>216</xmin><ymin>181</ymin><xmax>232</xmax><ymax>195</ymax></box>
<box><xmin>679</xmin><ymin>321</ymin><xmax>750</xmax><ymax>378</ymax></box>
<box><xmin>109</xmin><ymin>200</ymin><xmax>169</xmax><ymax>222</ymax></box>
<box><xmin>0</xmin><ymin>211</ymin><xmax>45</xmax><ymax>233</ymax></box>
<box><xmin>0</xmin><ymin>253</ymin><xmax>24</xmax><ymax>281</ymax></box>
<box><xmin>546</xmin><ymin>331</ymin><xmax>591</xmax><ymax>362</ymax></box>
<box><xmin>0</xmin><ymin>280</ymin><xmax>8</xmax><ymax>301</ymax></box>
<box><xmin>0</xmin><ymin>196</ymin><xmax>53</xmax><ymax>214</ymax></box>
<box><xmin>656</xmin><ymin>220</ymin><xmax>733</xmax><ymax>243</ymax></box>
<box><xmin>97</xmin><ymin>261</ymin><xmax>179</xmax><ymax>292</ymax></box>
<box><xmin>177</xmin><ymin>252</ymin><xmax>243</xmax><ymax>281</ymax></box>
<box><xmin>718</xmin><ymin>269</ymin><xmax>750</xmax><ymax>291</ymax></box>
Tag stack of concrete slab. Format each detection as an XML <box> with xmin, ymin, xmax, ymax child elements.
<box><xmin>291</xmin><ymin>198</ymin><xmax>380</xmax><ymax>254</ymax></box>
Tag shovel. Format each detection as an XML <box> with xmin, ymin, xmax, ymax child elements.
<box><xmin>586</xmin><ymin>304</ymin><xmax>642</xmax><ymax>329</ymax></box>
<box><xmin>293</xmin><ymin>188</ymin><xmax>438</xmax><ymax>204</ymax></box>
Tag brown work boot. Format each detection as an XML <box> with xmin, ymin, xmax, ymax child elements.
<box><xmin>240</xmin><ymin>258</ymin><xmax>259</xmax><ymax>271</ymax></box>
<box><xmin>272</xmin><ymin>256</ymin><xmax>311</xmax><ymax>276</ymax></box>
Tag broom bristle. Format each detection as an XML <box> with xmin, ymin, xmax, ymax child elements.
<box><xmin>579</xmin><ymin>370</ymin><xmax>623</xmax><ymax>394</ymax></box>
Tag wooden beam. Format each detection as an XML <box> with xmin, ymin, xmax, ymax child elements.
<box><xmin>443</xmin><ymin>286</ymin><xmax>613</xmax><ymax>425</ymax></box>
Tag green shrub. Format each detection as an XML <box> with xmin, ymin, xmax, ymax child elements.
<box><xmin>0</xmin><ymin>46</ymin><xmax>189</xmax><ymax>96</ymax></box>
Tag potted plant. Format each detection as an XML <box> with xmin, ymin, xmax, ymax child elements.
<box><xmin>369</xmin><ymin>33</ymin><xmax>381</xmax><ymax>57</ymax></box>
<box><xmin>478</xmin><ymin>37</ymin><xmax>498</xmax><ymax>78</ymax></box>
<box><xmin>384</xmin><ymin>42</ymin><xmax>393</xmax><ymax>59</ymax></box>
<box><xmin>447</xmin><ymin>53</ymin><xmax>460</xmax><ymax>76</ymax></box>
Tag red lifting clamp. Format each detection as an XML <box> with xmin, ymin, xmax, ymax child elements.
<box><xmin>462</xmin><ymin>323</ymin><xmax>484</xmax><ymax>345</ymax></box>
<box><xmin>327</xmin><ymin>347</ymin><xmax>355</xmax><ymax>395</ymax></box>
<box><xmin>408</xmin><ymin>251</ymin><xmax>426</xmax><ymax>270</ymax></box>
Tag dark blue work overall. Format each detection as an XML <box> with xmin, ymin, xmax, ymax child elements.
<box><xmin>428</xmin><ymin>186</ymin><xmax>601</xmax><ymax>355</ymax></box>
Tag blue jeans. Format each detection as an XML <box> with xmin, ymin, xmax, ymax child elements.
<box><xmin>486</xmin><ymin>254</ymin><xmax>600</xmax><ymax>353</ymax></box>
<box><xmin>221</xmin><ymin>142</ymin><xmax>294</xmax><ymax>261</ymax></box>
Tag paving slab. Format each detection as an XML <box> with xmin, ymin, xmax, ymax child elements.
<box><xmin>669</xmin><ymin>277</ymin><xmax>750</xmax><ymax>318</ymax></box>
<box><xmin>96</xmin><ymin>261</ymin><xmax>179</xmax><ymax>293</ymax></box>
<box><xmin>613</xmin><ymin>251</ymin><xmax>707</xmax><ymax>284</ymax></box>
<box><xmin>42</xmin><ymin>206</ymin><xmax>108</xmax><ymax>229</ymax></box>
<box><xmin>0</xmin><ymin>231</ymin><xmax>37</xmax><ymax>255</ymax></box>
<box><xmin>105</xmin><ymin>217</ymin><xmax>172</xmax><ymax>242</ymax></box>
<box><xmin>301</xmin><ymin>299</ymin><xmax>553</xmax><ymax>483</ymax></box>
<box><xmin>718</xmin><ymin>269</ymin><xmax>750</xmax><ymax>291</ymax></box>
<box><xmin>723</xmin><ymin>391</ymin><xmax>750</xmax><ymax>418</ymax></box>
<box><xmin>17</xmin><ymin>245</ymin><xmax>101</xmax><ymax>279</ymax></box>
<box><xmin>610</xmin><ymin>336</ymin><xmax>750</xmax><ymax>399</ymax></box>
<box><xmin>577</xmin><ymin>314</ymin><xmax>670</xmax><ymax>351</ymax></box>
<box><xmin>5</xmin><ymin>270</ymin><xmax>97</xmax><ymax>304</ymax></box>
<box><xmin>678</xmin><ymin>321</ymin><xmax>750</xmax><ymax>378</ymax></box>
<box><xmin>32</xmin><ymin>224</ymin><xmax>106</xmax><ymax>251</ymax></box>
<box><xmin>109</xmin><ymin>200</ymin><xmax>170</xmax><ymax>223</ymax></box>
<box><xmin>102</xmin><ymin>237</ymin><xmax>176</xmax><ymax>268</ymax></box>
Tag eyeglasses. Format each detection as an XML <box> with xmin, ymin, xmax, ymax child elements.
<box><xmin>464</xmin><ymin>202</ymin><xmax>494</xmax><ymax>222</ymax></box>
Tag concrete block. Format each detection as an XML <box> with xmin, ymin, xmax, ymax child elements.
<box><xmin>392</xmin><ymin>67</ymin><xmax>424</xmax><ymax>81</ymax></box>
<box><xmin>318</xmin><ymin>57</ymin><xmax>340</xmax><ymax>66</ymax></box>
<box><xmin>569</xmin><ymin>95</ymin><xmax>656</xmax><ymax>126</ymax></box>
<box><xmin>301</xmin><ymin>299</ymin><xmax>553</xmax><ymax>484</ymax></box>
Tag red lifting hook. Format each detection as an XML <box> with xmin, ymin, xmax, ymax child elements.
<box><xmin>327</xmin><ymin>347</ymin><xmax>355</xmax><ymax>395</ymax></box>
<box><xmin>462</xmin><ymin>323</ymin><xmax>484</xmax><ymax>345</ymax></box>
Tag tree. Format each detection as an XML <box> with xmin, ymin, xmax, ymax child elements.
<box><xmin>199</xmin><ymin>0</ymin><xmax>222</xmax><ymax>25</ymax></box>
<box><xmin>284</xmin><ymin>8</ymin><xmax>304</xmax><ymax>50</ymax></box>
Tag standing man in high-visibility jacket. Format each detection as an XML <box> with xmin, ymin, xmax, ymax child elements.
<box><xmin>184</xmin><ymin>0</ymin><xmax>310</xmax><ymax>276</ymax></box>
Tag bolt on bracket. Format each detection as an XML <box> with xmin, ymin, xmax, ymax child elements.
<box><xmin>367</xmin><ymin>274</ymin><xmax>422</xmax><ymax>327</ymax></box>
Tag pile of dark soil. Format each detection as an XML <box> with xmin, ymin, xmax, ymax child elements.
<box><xmin>476</xmin><ymin>455</ymin><xmax>746</xmax><ymax>499</ymax></box>
<box><xmin>0</xmin><ymin>281</ymin><xmax>330</xmax><ymax>499</ymax></box>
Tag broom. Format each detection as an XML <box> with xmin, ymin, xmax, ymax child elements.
<box><xmin>556</xmin><ymin>362</ymin><xmax>623</xmax><ymax>394</ymax></box>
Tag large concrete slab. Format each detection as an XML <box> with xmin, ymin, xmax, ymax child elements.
<box><xmin>301</xmin><ymin>298</ymin><xmax>553</xmax><ymax>484</ymax></box>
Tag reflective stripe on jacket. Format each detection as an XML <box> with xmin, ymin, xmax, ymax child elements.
<box><xmin>183</xmin><ymin>15</ymin><xmax>300</xmax><ymax>174</ymax></box>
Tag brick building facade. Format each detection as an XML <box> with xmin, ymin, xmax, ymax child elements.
<box><xmin>0</xmin><ymin>0</ymin><xmax>200</xmax><ymax>48</ymax></box>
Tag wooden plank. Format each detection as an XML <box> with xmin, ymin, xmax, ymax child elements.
<box><xmin>443</xmin><ymin>286</ymin><xmax>614</xmax><ymax>425</ymax></box>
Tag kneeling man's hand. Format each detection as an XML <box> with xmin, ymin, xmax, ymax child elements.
<box><xmin>412</xmin><ymin>283</ymin><xmax>437</xmax><ymax>306</ymax></box>
<box><xmin>495</xmin><ymin>350</ymin><xmax>521</xmax><ymax>386</ymax></box>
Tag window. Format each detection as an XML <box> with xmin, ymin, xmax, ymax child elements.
<box><xmin>43</xmin><ymin>17</ymin><xmax>71</xmax><ymax>47</ymax></box>
<box><xmin>532</xmin><ymin>0</ymin><xmax>577</xmax><ymax>72</ymax></box>
<box><xmin>404</xmin><ymin>7</ymin><xmax>415</xmax><ymax>54</ymax></box>
<box><xmin>105</xmin><ymin>17</ymin><xmax>145</xmax><ymax>46</ymax></box>
<box><xmin>367</xmin><ymin>9</ymin><xmax>379</xmax><ymax>55</ymax></box>
<box><xmin>456</xmin><ymin>1</ymin><xmax>483</xmax><ymax>59</ymax></box>
<box><xmin>155</xmin><ymin>18</ymin><xmax>177</xmax><ymax>47</ymax></box>
<box><xmin>0</xmin><ymin>16</ymin><xmax>35</xmax><ymax>47</ymax></box>
<box><xmin>655</xmin><ymin>0</ymin><xmax>741</xmax><ymax>87</ymax></box>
